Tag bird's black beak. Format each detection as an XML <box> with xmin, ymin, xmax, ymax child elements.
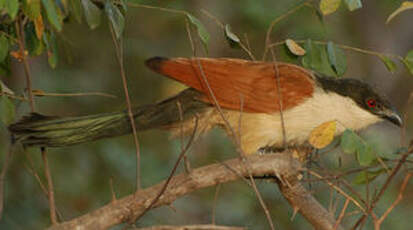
<box><xmin>382</xmin><ymin>108</ymin><xmax>403</xmax><ymax>127</ymax></box>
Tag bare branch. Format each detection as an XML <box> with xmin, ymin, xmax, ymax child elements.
<box><xmin>109</xmin><ymin>23</ymin><xmax>142</xmax><ymax>191</ymax></box>
<box><xmin>42</xmin><ymin>148</ymin><xmax>58</xmax><ymax>225</ymax></box>
<box><xmin>276</xmin><ymin>172</ymin><xmax>345</xmax><ymax>230</ymax></box>
<box><xmin>374</xmin><ymin>172</ymin><xmax>413</xmax><ymax>229</ymax></box>
<box><xmin>47</xmin><ymin>153</ymin><xmax>302</xmax><ymax>230</ymax></box>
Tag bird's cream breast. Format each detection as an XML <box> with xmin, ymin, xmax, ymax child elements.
<box><xmin>223</xmin><ymin>89</ymin><xmax>382</xmax><ymax>154</ymax></box>
<box><xmin>169</xmin><ymin>89</ymin><xmax>382</xmax><ymax>155</ymax></box>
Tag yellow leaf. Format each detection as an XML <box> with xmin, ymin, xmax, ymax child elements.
<box><xmin>34</xmin><ymin>15</ymin><xmax>44</xmax><ymax>39</ymax></box>
<box><xmin>285</xmin><ymin>39</ymin><xmax>306</xmax><ymax>56</ymax></box>
<box><xmin>10</xmin><ymin>50</ymin><xmax>28</xmax><ymax>61</ymax></box>
<box><xmin>320</xmin><ymin>0</ymin><xmax>342</xmax><ymax>15</ymax></box>
<box><xmin>386</xmin><ymin>1</ymin><xmax>413</xmax><ymax>24</ymax></box>
<box><xmin>309</xmin><ymin>121</ymin><xmax>337</xmax><ymax>149</ymax></box>
<box><xmin>32</xmin><ymin>89</ymin><xmax>45</xmax><ymax>96</ymax></box>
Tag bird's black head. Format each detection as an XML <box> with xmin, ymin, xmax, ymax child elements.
<box><xmin>316</xmin><ymin>75</ymin><xmax>402</xmax><ymax>127</ymax></box>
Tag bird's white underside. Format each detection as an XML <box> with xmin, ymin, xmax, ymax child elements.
<box><xmin>172</xmin><ymin>88</ymin><xmax>382</xmax><ymax>155</ymax></box>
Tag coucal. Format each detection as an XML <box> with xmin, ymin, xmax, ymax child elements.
<box><xmin>9</xmin><ymin>57</ymin><xmax>402</xmax><ymax>154</ymax></box>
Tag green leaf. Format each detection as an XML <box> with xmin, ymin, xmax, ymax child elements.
<box><xmin>357</xmin><ymin>144</ymin><xmax>375</xmax><ymax>166</ymax></box>
<box><xmin>0</xmin><ymin>95</ymin><xmax>15</xmax><ymax>125</ymax></box>
<box><xmin>386</xmin><ymin>1</ymin><xmax>413</xmax><ymax>24</ymax></box>
<box><xmin>379</xmin><ymin>55</ymin><xmax>397</xmax><ymax>73</ymax></box>
<box><xmin>327</xmin><ymin>41</ymin><xmax>347</xmax><ymax>76</ymax></box>
<box><xmin>353</xmin><ymin>169</ymin><xmax>386</xmax><ymax>185</ymax></box>
<box><xmin>340</xmin><ymin>129</ymin><xmax>360</xmax><ymax>154</ymax></box>
<box><xmin>224</xmin><ymin>24</ymin><xmax>241</xmax><ymax>49</ymax></box>
<box><xmin>302</xmin><ymin>39</ymin><xmax>335</xmax><ymax>76</ymax></box>
<box><xmin>0</xmin><ymin>57</ymin><xmax>11</xmax><ymax>77</ymax></box>
<box><xmin>5</xmin><ymin>0</ymin><xmax>19</xmax><ymax>19</ymax></box>
<box><xmin>120</xmin><ymin>0</ymin><xmax>127</xmax><ymax>12</ymax></box>
<box><xmin>25</xmin><ymin>22</ymin><xmax>44</xmax><ymax>56</ymax></box>
<box><xmin>0</xmin><ymin>35</ymin><xmax>9</xmax><ymax>63</ymax></box>
<box><xmin>344</xmin><ymin>0</ymin><xmax>362</xmax><ymax>11</ymax></box>
<box><xmin>279</xmin><ymin>44</ymin><xmax>299</xmax><ymax>64</ymax></box>
<box><xmin>186</xmin><ymin>14</ymin><xmax>210</xmax><ymax>53</ymax></box>
<box><xmin>285</xmin><ymin>39</ymin><xmax>306</xmax><ymax>56</ymax></box>
<box><xmin>23</xmin><ymin>0</ymin><xmax>41</xmax><ymax>20</ymax></box>
<box><xmin>402</xmin><ymin>50</ymin><xmax>413</xmax><ymax>75</ymax></box>
<box><xmin>319</xmin><ymin>0</ymin><xmax>341</xmax><ymax>15</ymax></box>
<box><xmin>81</xmin><ymin>0</ymin><xmax>102</xmax><ymax>29</ymax></box>
<box><xmin>0</xmin><ymin>80</ymin><xmax>14</xmax><ymax>95</ymax></box>
<box><xmin>340</xmin><ymin>129</ymin><xmax>377</xmax><ymax>166</ymax></box>
<box><xmin>44</xmin><ymin>31</ymin><xmax>58</xmax><ymax>68</ymax></box>
<box><xmin>69</xmin><ymin>0</ymin><xmax>83</xmax><ymax>23</ymax></box>
<box><xmin>41</xmin><ymin>0</ymin><xmax>63</xmax><ymax>31</ymax></box>
<box><xmin>105</xmin><ymin>1</ymin><xmax>125</xmax><ymax>39</ymax></box>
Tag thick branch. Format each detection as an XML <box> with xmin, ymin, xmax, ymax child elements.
<box><xmin>48</xmin><ymin>153</ymin><xmax>299</xmax><ymax>229</ymax></box>
<box><xmin>47</xmin><ymin>153</ymin><xmax>341</xmax><ymax>230</ymax></box>
<box><xmin>277</xmin><ymin>174</ymin><xmax>344</xmax><ymax>230</ymax></box>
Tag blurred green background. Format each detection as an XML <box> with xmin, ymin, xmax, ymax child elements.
<box><xmin>0</xmin><ymin>0</ymin><xmax>412</xmax><ymax>229</ymax></box>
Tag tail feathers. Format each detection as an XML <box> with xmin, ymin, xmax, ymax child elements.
<box><xmin>9</xmin><ymin>112</ymin><xmax>129</xmax><ymax>147</ymax></box>
<box><xmin>8</xmin><ymin>89</ymin><xmax>211</xmax><ymax>148</ymax></box>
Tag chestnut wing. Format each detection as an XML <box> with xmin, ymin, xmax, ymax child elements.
<box><xmin>146</xmin><ymin>57</ymin><xmax>314</xmax><ymax>113</ymax></box>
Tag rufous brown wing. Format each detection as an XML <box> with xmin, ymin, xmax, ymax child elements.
<box><xmin>146</xmin><ymin>57</ymin><xmax>315</xmax><ymax>113</ymax></box>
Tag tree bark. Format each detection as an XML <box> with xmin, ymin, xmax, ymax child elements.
<box><xmin>47</xmin><ymin>153</ymin><xmax>342</xmax><ymax>230</ymax></box>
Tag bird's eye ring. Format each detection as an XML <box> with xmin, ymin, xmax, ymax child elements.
<box><xmin>367</xmin><ymin>99</ymin><xmax>376</xmax><ymax>108</ymax></box>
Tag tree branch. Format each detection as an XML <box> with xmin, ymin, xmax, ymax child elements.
<box><xmin>276</xmin><ymin>170</ymin><xmax>345</xmax><ymax>230</ymax></box>
<box><xmin>47</xmin><ymin>153</ymin><xmax>343</xmax><ymax>230</ymax></box>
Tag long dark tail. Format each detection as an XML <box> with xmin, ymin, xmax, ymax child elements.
<box><xmin>9</xmin><ymin>89</ymin><xmax>208</xmax><ymax>147</ymax></box>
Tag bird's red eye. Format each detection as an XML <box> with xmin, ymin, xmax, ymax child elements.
<box><xmin>367</xmin><ymin>99</ymin><xmax>376</xmax><ymax>108</ymax></box>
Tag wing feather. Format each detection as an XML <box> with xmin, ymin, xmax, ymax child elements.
<box><xmin>146</xmin><ymin>57</ymin><xmax>314</xmax><ymax>113</ymax></box>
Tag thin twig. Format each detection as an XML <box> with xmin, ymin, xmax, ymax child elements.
<box><xmin>200</xmin><ymin>9</ymin><xmax>255</xmax><ymax>60</ymax></box>
<box><xmin>334</xmin><ymin>198</ymin><xmax>350</xmax><ymax>230</ymax></box>
<box><xmin>183</xmin><ymin>15</ymin><xmax>274</xmax><ymax>228</ymax></box>
<box><xmin>194</xmin><ymin>59</ymin><xmax>276</xmax><ymax>230</ymax></box>
<box><xmin>109</xmin><ymin>23</ymin><xmax>142</xmax><ymax>191</ymax></box>
<box><xmin>32</xmin><ymin>91</ymin><xmax>117</xmax><ymax>98</ymax></box>
<box><xmin>23</xmin><ymin>162</ymin><xmax>64</xmax><ymax>221</ymax></box>
<box><xmin>375</xmin><ymin>172</ymin><xmax>412</xmax><ymax>229</ymax></box>
<box><xmin>131</xmin><ymin>118</ymin><xmax>199</xmax><ymax>222</ymax></box>
<box><xmin>47</xmin><ymin>153</ymin><xmax>300</xmax><ymax>230</ymax></box>
<box><xmin>127</xmin><ymin>3</ymin><xmax>187</xmax><ymax>15</ymax></box>
<box><xmin>270</xmin><ymin>48</ymin><xmax>287</xmax><ymax>148</ymax></box>
<box><xmin>42</xmin><ymin>148</ymin><xmax>58</xmax><ymax>225</ymax></box>
<box><xmin>308</xmin><ymin>170</ymin><xmax>366</xmax><ymax>213</ymax></box>
<box><xmin>16</xmin><ymin>14</ymin><xmax>58</xmax><ymax>225</ymax></box>
<box><xmin>269</xmin><ymin>40</ymin><xmax>405</xmax><ymax>61</ymax></box>
<box><xmin>0</xmin><ymin>92</ymin><xmax>27</xmax><ymax>101</ymax></box>
<box><xmin>262</xmin><ymin>2</ymin><xmax>311</xmax><ymax>60</ymax></box>
<box><xmin>109</xmin><ymin>177</ymin><xmax>117</xmax><ymax>202</ymax></box>
<box><xmin>177</xmin><ymin>101</ymin><xmax>191</xmax><ymax>173</ymax></box>
<box><xmin>352</xmin><ymin>146</ymin><xmax>413</xmax><ymax>230</ymax></box>
<box><xmin>24</xmin><ymin>163</ymin><xmax>48</xmax><ymax>195</ymax></box>
<box><xmin>211</xmin><ymin>184</ymin><xmax>221</xmax><ymax>225</ymax></box>
<box><xmin>15</xmin><ymin>17</ymin><xmax>35</xmax><ymax>112</ymax></box>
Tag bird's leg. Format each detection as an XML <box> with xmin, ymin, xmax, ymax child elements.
<box><xmin>258</xmin><ymin>146</ymin><xmax>287</xmax><ymax>154</ymax></box>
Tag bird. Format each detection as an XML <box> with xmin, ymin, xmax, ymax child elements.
<box><xmin>9</xmin><ymin>57</ymin><xmax>402</xmax><ymax>154</ymax></box>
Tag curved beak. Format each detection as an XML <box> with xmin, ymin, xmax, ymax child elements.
<box><xmin>382</xmin><ymin>108</ymin><xmax>403</xmax><ymax>127</ymax></box>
